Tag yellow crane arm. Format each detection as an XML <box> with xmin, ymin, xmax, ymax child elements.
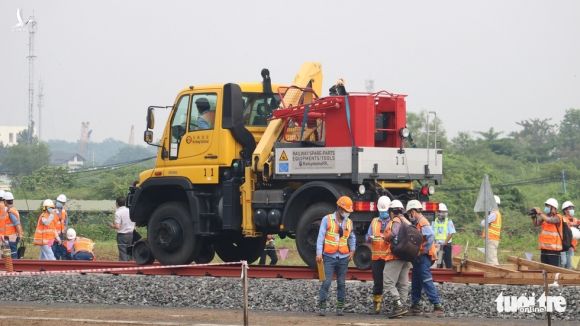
<box><xmin>251</xmin><ymin>62</ymin><xmax>323</xmax><ymax>173</ymax></box>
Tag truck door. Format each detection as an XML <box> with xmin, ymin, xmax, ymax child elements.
<box><xmin>178</xmin><ymin>91</ymin><xmax>220</xmax><ymax>161</ymax></box>
<box><xmin>167</xmin><ymin>94</ymin><xmax>190</xmax><ymax>160</ymax></box>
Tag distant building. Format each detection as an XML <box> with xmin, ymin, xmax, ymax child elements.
<box><xmin>50</xmin><ymin>152</ymin><xmax>86</xmax><ymax>170</ymax></box>
<box><xmin>0</xmin><ymin>126</ymin><xmax>27</xmax><ymax>147</ymax></box>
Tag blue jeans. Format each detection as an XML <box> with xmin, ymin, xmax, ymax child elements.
<box><xmin>9</xmin><ymin>241</ymin><xmax>18</xmax><ymax>259</ymax></box>
<box><xmin>73</xmin><ymin>251</ymin><xmax>94</xmax><ymax>260</ymax></box>
<box><xmin>52</xmin><ymin>243</ymin><xmax>67</xmax><ymax>260</ymax></box>
<box><xmin>411</xmin><ymin>254</ymin><xmax>441</xmax><ymax>305</ymax></box>
<box><xmin>561</xmin><ymin>248</ymin><xmax>575</xmax><ymax>269</ymax></box>
<box><xmin>319</xmin><ymin>255</ymin><xmax>349</xmax><ymax>303</ymax></box>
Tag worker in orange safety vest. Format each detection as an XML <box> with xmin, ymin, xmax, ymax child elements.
<box><xmin>406</xmin><ymin>199</ymin><xmax>443</xmax><ymax>317</ymax></box>
<box><xmin>63</xmin><ymin>228</ymin><xmax>95</xmax><ymax>260</ymax></box>
<box><xmin>52</xmin><ymin>194</ymin><xmax>69</xmax><ymax>260</ymax></box>
<box><xmin>316</xmin><ymin>195</ymin><xmax>356</xmax><ymax>317</ymax></box>
<box><xmin>532</xmin><ymin>198</ymin><xmax>563</xmax><ymax>267</ymax></box>
<box><xmin>2</xmin><ymin>192</ymin><xmax>23</xmax><ymax>258</ymax></box>
<box><xmin>34</xmin><ymin>199</ymin><xmax>61</xmax><ymax>260</ymax></box>
<box><xmin>365</xmin><ymin>195</ymin><xmax>391</xmax><ymax>314</ymax></box>
<box><xmin>561</xmin><ymin>201</ymin><xmax>579</xmax><ymax>269</ymax></box>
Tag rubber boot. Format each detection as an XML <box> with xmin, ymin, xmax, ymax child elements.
<box><xmin>370</xmin><ymin>294</ymin><xmax>382</xmax><ymax>314</ymax></box>
<box><xmin>336</xmin><ymin>300</ymin><xmax>345</xmax><ymax>316</ymax></box>
<box><xmin>318</xmin><ymin>301</ymin><xmax>327</xmax><ymax>316</ymax></box>
<box><xmin>388</xmin><ymin>299</ymin><xmax>408</xmax><ymax>319</ymax></box>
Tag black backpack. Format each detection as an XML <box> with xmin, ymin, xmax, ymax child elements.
<box><xmin>559</xmin><ymin>218</ymin><xmax>573</xmax><ymax>252</ymax></box>
<box><xmin>391</xmin><ymin>219</ymin><xmax>422</xmax><ymax>261</ymax></box>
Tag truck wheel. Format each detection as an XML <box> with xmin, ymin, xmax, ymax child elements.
<box><xmin>148</xmin><ymin>202</ymin><xmax>199</xmax><ymax>265</ymax></box>
<box><xmin>194</xmin><ymin>239</ymin><xmax>215</xmax><ymax>264</ymax></box>
<box><xmin>133</xmin><ymin>239</ymin><xmax>155</xmax><ymax>265</ymax></box>
<box><xmin>296</xmin><ymin>202</ymin><xmax>335</xmax><ymax>268</ymax></box>
<box><xmin>214</xmin><ymin>236</ymin><xmax>265</xmax><ymax>264</ymax></box>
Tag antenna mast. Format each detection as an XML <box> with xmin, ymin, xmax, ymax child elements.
<box><xmin>14</xmin><ymin>9</ymin><xmax>37</xmax><ymax>143</ymax></box>
<box><xmin>38</xmin><ymin>80</ymin><xmax>44</xmax><ymax>141</ymax></box>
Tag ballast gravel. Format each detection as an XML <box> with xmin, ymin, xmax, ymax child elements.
<box><xmin>0</xmin><ymin>274</ymin><xmax>578</xmax><ymax>321</ymax></box>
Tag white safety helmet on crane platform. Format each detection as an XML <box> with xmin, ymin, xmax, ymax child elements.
<box><xmin>438</xmin><ymin>203</ymin><xmax>448</xmax><ymax>212</ymax></box>
<box><xmin>57</xmin><ymin>194</ymin><xmax>67</xmax><ymax>203</ymax></box>
<box><xmin>494</xmin><ymin>195</ymin><xmax>501</xmax><ymax>205</ymax></box>
<box><xmin>66</xmin><ymin>228</ymin><xmax>77</xmax><ymax>240</ymax></box>
<box><xmin>43</xmin><ymin>199</ymin><xmax>55</xmax><ymax>208</ymax></box>
<box><xmin>4</xmin><ymin>192</ymin><xmax>14</xmax><ymax>201</ymax></box>
<box><xmin>545</xmin><ymin>198</ymin><xmax>558</xmax><ymax>209</ymax></box>
<box><xmin>562</xmin><ymin>201</ymin><xmax>574</xmax><ymax>210</ymax></box>
<box><xmin>377</xmin><ymin>196</ymin><xmax>391</xmax><ymax>212</ymax></box>
<box><xmin>390</xmin><ymin>200</ymin><xmax>404</xmax><ymax>210</ymax></box>
<box><xmin>406</xmin><ymin>199</ymin><xmax>423</xmax><ymax>212</ymax></box>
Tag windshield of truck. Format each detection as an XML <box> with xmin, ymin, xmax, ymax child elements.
<box><xmin>242</xmin><ymin>93</ymin><xmax>280</xmax><ymax>126</ymax></box>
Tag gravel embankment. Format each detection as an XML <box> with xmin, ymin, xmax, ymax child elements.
<box><xmin>0</xmin><ymin>274</ymin><xmax>577</xmax><ymax>321</ymax></box>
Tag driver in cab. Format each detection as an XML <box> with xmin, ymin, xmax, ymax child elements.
<box><xmin>195</xmin><ymin>97</ymin><xmax>214</xmax><ymax>130</ymax></box>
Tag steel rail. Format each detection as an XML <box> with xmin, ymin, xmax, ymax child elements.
<box><xmin>1</xmin><ymin>259</ymin><xmax>484</xmax><ymax>283</ymax></box>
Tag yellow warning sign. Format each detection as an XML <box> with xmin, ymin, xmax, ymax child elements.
<box><xmin>279</xmin><ymin>150</ymin><xmax>288</xmax><ymax>161</ymax></box>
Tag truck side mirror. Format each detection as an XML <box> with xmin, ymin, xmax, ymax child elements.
<box><xmin>222</xmin><ymin>83</ymin><xmax>243</xmax><ymax>129</ymax></box>
<box><xmin>146</xmin><ymin>107</ymin><xmax>155</xmax><ymax>130</ymax></box>
<box><xmin>144</xmin><ymin>130</ymin><xmax>153</xmax><ymax>144</ymax></box>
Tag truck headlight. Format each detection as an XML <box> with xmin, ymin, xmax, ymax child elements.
<box><xmin>358</xmin><ymin>184</ymin><xmax>366</xmax><ymax>195</ymax></box>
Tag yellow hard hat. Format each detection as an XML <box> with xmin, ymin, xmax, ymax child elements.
<box><xmin>336</xmin><ymin>196</ymin><xmax>354</xmax><ymax>213</ymax></box>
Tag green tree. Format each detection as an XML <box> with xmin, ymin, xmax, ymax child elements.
<box><xmin>558</xmin><ymin>108</ymin><xmax>580</xmax><ymax>161</ymax></box>
<box><xmin>510</xmin><ymin>118</ymin><xmax>557</xmax><ymax>163</ymax></box>
<box><xmin>0</xmin><ymin>141</ymin><xmax>50</xmax><ymax>175</ymax></box>
<box><xmin>406</xmin><ymin>111</ymin><xmax>448</xmax><ymax>148</ymax></box>
<box><xmin>475</xmin><ymin>127</ymin><xmax>503</xmax><ymax>142</ymax></box>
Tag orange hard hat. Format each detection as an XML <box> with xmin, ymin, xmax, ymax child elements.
<box><xmin>336</xmin><ymin>196</ymin><xmax>354</xmax><ymax>213</ymax></box>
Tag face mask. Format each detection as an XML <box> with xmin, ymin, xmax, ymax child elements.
<box><xmin>379</xmin><ymin>211</ymin><xmax>389</xmax><ymax>219</ymax></box>
<box><xmin>47</xmin><ymin>207</ymin><xmax>54</xmax><ymax>214</ymax></box>
<box><xmin>438</xmin><ymin>213</ymin><xmax>447</xmax><ymax>220</ymax></box>
<box><xmin>56</xmin><ymin>202</ymin><xmax>64</xmax><ymax>209</ymax></box>
<box><xmin>569</xmin><ymin>209</ymin><xmax>575</xmax><ymax>217</ymax></box>
<box><xmin>340</xmin><ymin>211</ymin><xmax>350</xmax><ymax>219</ymax></box>
<box><xmin>543</xmin><ymin>207</ymin><xmax>551</xmax><ymax>214</ymax></box>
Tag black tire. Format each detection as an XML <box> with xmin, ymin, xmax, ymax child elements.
<box><xmin>353</xmin><ymin>243</ymin><xmax>372</xmax><ymax>270</ymax></box>
<box><xmin>214</xmin><ymin>235</ymin><xmax>265</xmax><ymax>264</ymax></box>
<box><xmin>133</xmin><ymin>239</ymin><xmax>155</xmax><ymax>265</ymax></box>
<box><xmin>148</xmin><ymin>202</ymin><xmax>199</xmax><ymax>265</ymax></box>
<box><xmin>194</xmin><ymin>239</ymin><xmax>216</xmax><ymax>264</ymax></box>
<box><xmin>296</xmin><ymin>202</ymin><xmax>335</xmax><ymax>268</ymax></box>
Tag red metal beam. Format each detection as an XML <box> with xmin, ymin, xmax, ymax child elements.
<box><xmin>2</xmin><ymin>259</ymin><xmax>484</xmax><ymax>283</ymax></box>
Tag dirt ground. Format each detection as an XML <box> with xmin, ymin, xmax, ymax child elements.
<box><xmin>0</xmin><ymin>302</ymin><xmax>574</xmax><ymax>326</ymax></box>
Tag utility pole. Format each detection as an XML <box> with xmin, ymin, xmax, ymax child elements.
<box><xmin>38</xmin><ymin>80</ymin><xmax>44</xmax><ymax>141</ymax></box>
<box><xmin>561</xmin><ymin>170</ymin><xmax>567</xmax><ymax>194</ymax></box>
<box><xmin>13</xmin><ymin>9</ymin><xmax>38</xmax><ymax>144</ymax></box>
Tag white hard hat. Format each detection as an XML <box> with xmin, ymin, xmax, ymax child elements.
<box><xmin>406</xmin><ymin>199</ymin><xmax>423</xmax><ymax>212</ymax></box>
<box><xmin>0</xmin><ymin>190</ymin><xmax>4</xmax><ymax>199</ymax></box>
<box><xmin>438</xmin><ymin>203</ymin><xmax>448</xmax><ymax>212</ymax></box>
<box><xmin>3</xmin><ymin>192</ymin><xmax>14</xmax><ymax>201</ymax></box>
<box><xmin>562</xmin><ymin>201</ymin><xmax>574</xmax><ymax>210</ymax></box>
<box><xmin>66</xmin><ymin>228</ymin><xmax>76</xmax><ymax>240</ymax></box>
<box><xmin>377</xmin><ymin>196</ymin><xmax>391</xmax><ymax>212</ymax></box>
<box><xmin>57</xmin><ymin>194</ymin><xmax>67</xmax><ymax>203</ymax></box>
<box><xmin>494</xmin><ymin>195</ymin><xmax>501</xmax><ymax>205</ymax></box>
<box><xmin>545</xmin><ymin>198</ymin><xmax>558</xmax><ymax>209</ymax></box>
<box><xmin>43</xmin><ymin>199</ymin><xmax>55</xmax><ymax>208</ymax></box>
<box><xmin>390</xmin><ymin>200</ymin><xmax>404</xmax><ymax>210</ymax></box>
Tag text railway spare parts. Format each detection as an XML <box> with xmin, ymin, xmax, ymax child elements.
<box><xmin>127</xmin><ymin>62</ymin><xmax>443</xmax><ymax>268</ymax></box>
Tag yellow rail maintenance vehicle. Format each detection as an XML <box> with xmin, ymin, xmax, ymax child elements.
<box><xmin>127</xmin><ymin>63</ymin><xmax>443</xmax><ymax>268</ymax></box>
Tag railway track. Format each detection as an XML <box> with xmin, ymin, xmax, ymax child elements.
<box><xmin>2</xmin><ymin>258</ymin><xmax>579</xmax><ymax>285</ymax></box>
<box><xmin>2</xmin><ymin>259</ymin><xmax>483</xmax><ymax>283</ymax></box>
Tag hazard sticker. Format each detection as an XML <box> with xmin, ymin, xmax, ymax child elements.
<box><xmin>279</xmin><ymin>150</ymin><xmax>288</xmax><ymax>161</ymax></box>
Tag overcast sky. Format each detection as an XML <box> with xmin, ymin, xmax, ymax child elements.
<box><xmin>1</xmin><ymin>0</ymin><xmax>579</xmax><ymax>143</ymax></box>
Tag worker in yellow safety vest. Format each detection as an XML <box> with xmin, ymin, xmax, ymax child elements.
<box><xmin>365</xmin><ymin>195</ymin><xmax>391</xmax><ymax>314</ymax></box>
<box><xmin>63</xmin><ymin>228</ymin><xmax>95</xmax><ymax>260</ymax></box>
<box><xmin>432</xmin><ymin>203</ymin><xmax>456</xmax><ymax>269</ymax></box>
<box><xmin>316</xmin><ymin>195</ymin><xmax>356</xmax><ymax>317</ymax></box>
<box><xmin>532</xmin><ymin>198</ymin><xmax>563</xmax><ymax>267</ymax></box>
<box><xmin>481</xmin><ymin>195</ymin><xmax>502</xmax><ymax>265</ymax></box>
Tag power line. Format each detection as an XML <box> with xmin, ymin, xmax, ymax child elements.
<box><xmin>439</xmin><ymin>175</ymin><xmax>571</xmax><ymax>193</ymax></box>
